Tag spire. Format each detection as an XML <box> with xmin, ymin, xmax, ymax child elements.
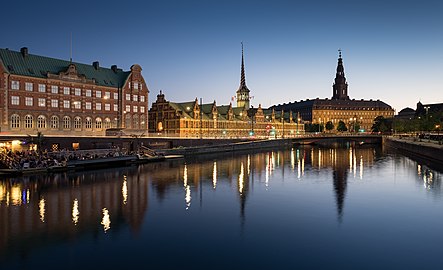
<box><xmin>240</xmin><ymin>42</ymin><xmax>247</xmax><ymax>88</ymax></box>
<box><xmin>332</xmin><ymin>49</ymin><xmax>349</xmax><ymax>100</ymax></box>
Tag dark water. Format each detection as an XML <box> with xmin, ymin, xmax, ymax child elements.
<box><xmin>1</xmin><ymin>145</ymin><xmax>443</xmax><ymax>269</ymax></box>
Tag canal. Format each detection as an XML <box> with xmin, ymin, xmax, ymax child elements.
<box><xmin>1</xmin><ymin>144</ymin><xmax>443</xmax><ymax>269</ymax></box>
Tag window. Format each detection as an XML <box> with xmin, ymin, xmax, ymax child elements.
<box><xmin>105</xmin><ymin>104</ymin><xmax>111</xmax><ymax>111</ymax></box>
<box><xmin>37</xmin><ymin>115</ymin><xmax>46</xmax><ymax>129</ymax></box>
<box><xmin>113</xmin><ymin>104</ymin><xmax>118</xmax><ymax>111</ymax></box>
<box><xmin>125</xmin><ymin>105</ymin><xmax>131</xmax><ymax>113</ymax></box>
<box><xmin>133</xmin><ymin>106</ymin><xmax>138</xmax><ymax>113</ymax></box>
<box><xmin>74</xmin><ymin>88</ymin><xmax>81</xmax><ymax>96</ymax></box>
<box><xmin>140</xmin><ymin>96</ymin><xmax>145</xmax><ymax>102</ymax></box>
<box><xmin>104</xmin><ymin>118</ymin><xmax>112</xmax><ymax>129</ymax></box>
<box><xmin>96</xmin><ymin>90</ymin><xmax>102</xmax><ymax>98</ymax></box>
<box><xmin>113</xmin><ymin>93</ymin><xmax>118</xmax><ymax>100</ymax></box>
<box><xmin>140</xmin><ymin>115</ymin><xmax>146</xmax><ymax>129</ymax></box>
<box><xmin>133</xmin><ymin>82</ymin><xmax>139</xmax><ymax>90</ymax></box>
<box><xmin>63</xmin><ymin>87</ymin><xmax>70</xmax><ymax>95</ymax></box>
<box><xmin>11</xmin><ymin>81</ymin><xmax>19</xmax><ymax>90</ymax></box>
<box><xmin>85</xmin><ymin>117</ymin><xmax>92</xmax><ymax>129</ymax></box>
<box><xmin>63</xmin><ymin>116</ymin><xmax>71</xmax><ymax>129</ymax></box>
<box><xmin>51</xmin><ymin>85</ymin><xmax>58</xmax><ymax>94</ymax></box>
<box><xmin>25</xmin><ymin>97</ymin><xmax>33</xmax><ymax>106</ymax></box>
<box><xmin>140</xmin><ymin>83</ymin><xmax>143</xmax><ymax>90</ymax></box>
<box><xmin>63</xmin><ymin>100</ymin><xmax>70</xmax><ymax>108</ymax></box>
<box><xmin>38</xmin><ymin>98</ymin><xmax>46</xmax><ymax>107</ymax></box>
<box><xmin>125</xmin><ymin>114</ymin><xmax>131</xmax><ymax>129</ymax></box>
<box><xmin>85</xmin><ymin>89</ymin><xmax>92</xmax><ymax>97</ymax></box>
<box><xmin>51</xmin><ymin>99</ymin><xmax>58</xmax><ymax>108</ymax></box>
<box><xmin>73</xmin><ymin>101</ymin><xmax>81</xmax><ymax>109</ymax></box>
<box><xmin>38</xmin><ymin>84</ymin><xmax>46</xmax><ymax>93</ymax></box>
<box><xmin>11</xmin><ymin>96</ymin><xmax>19</xmax><ymax>105</ymax></box>
<box><xmin>86</xmin><ymin>102</ymin><xmax>92</xmax><ymax>110</ymax></box>
<box><xmin>133</xmin><ymin>115</ymin><xmax>139</xmax><ymax>129</ymax></box>
<box><xmin>133</xmin><ymin>95</ymin><xmax>138</xmax><ymax>102</ymax></box>
<box><xmin>95</xmin><ymin>117</ymin><xmax>102</xmax><ymax>130</ymax></box>
<box><xmin>51</xmin><ymin>116</ymin><xmax>59</xmax><ymax>129</ymax></box>
<box><xmin>104</xmin><ymin>92</ymin><xmax>110</xmax><ymax>99</ymax></box>
<box><xmin>24</xmin><ymin>115</ymin><xmax>33</xmax><ymax>129</ymax></box>
<box><xmin>140</xmin><ymin>106</ymin><xmax>145</xmax><ymax>113</ymax></box>
<box><xmin>74</xmin><ymin>117</ymin><xmax>81</xmax><ymax>129</ymax></box>
<box><xmin>126</xmin><ymin>94</ymin><xmax>131</xmax><ymax>101</ymax></box>
<box><xmin>11</xmin><ymin>114</ymin><xmax>20</xmax><ymax>129</ymax></box>
<box><xmin>96</xmin><ymin>103</ymin><xmax>102</xmax><ymax>110</ymax></box>
<box><xmin>25</xmin><ymin>82</ymin><xmax>33</xmax><ymax>91</ymax></box>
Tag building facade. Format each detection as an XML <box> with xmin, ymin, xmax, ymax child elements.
<box><xmin>0</xmin><ymin>47</ymin><xmax>149</xmax><ymax>136</ymax></box>
<box><xmin>271</xmin><ymin>51</ymin><xmax>394</xmax><ymax>132</ymax></box>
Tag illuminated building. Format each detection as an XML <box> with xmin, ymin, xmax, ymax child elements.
<box><xmin>0</xmin><ymin>47</ymin><xmax>149</xmax><ymax>135</ymax></box>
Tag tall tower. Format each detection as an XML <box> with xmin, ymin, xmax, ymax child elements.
<box><xmin>332</xmin><ymin>49</ymin><xmax>349</xmax><ymax>100</ymax></box>
<box><xmin>236</xmin><ymin>43</ymin><xmax>250</xmax><ymax>108</ymax></box>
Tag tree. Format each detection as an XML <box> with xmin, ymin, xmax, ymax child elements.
<box><xmin>325</xmin><ymin>121</ymin><xmax>334</xmax><ymax>132</ymax></box>
<box><xmin>337</xmin><ymin>121</ymin><xmax>347</xmax><ymax>132</ymax></box>
<box><xmin>372</xmin><ymin>116</ymin><xmax>392</xmax><ymax>133</ymax></box>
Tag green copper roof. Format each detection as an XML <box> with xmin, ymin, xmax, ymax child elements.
<box><xmin>0</xmin><ymin>48</ymin><xmax>130</xmax><ymax>87</ymax></box>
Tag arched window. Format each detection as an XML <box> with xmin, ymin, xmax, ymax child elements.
<box><xmin>95</xmin><ymin>117</ymin><xmax>102</xmax><ymax>130</ymax></box>
<box><xmin>11</xmin><ymin>114</ymin><xmax>20</xmax><ymax>129</ymax></box>
<box><xmin>24</xmin><ymin>115</ymin><xmax>33</xmax><ymax>129</ymax></box>
<box><xmin>37</xmin><ymin>115</ymin><xmax>46</xmax><ymax>129</ymax></box>
<box><xmin>140</xmin><ymin>115</ymin><xmax>146</xmax><ymax>129</ymax></box>
<box><xmin>63</xmin><ymin>116</ymin><xmax>71</xmax><ymax>129</ymax></box>
<box><xmin>125</xmin><ymin>114</ymin><xmax>131</xmax><ymax>129</ymax></box>
<box><xmin>104</xmin><ymin>117</ymin><xmax>112</xmax><ymax>129</ymax></box>
<box><xmin>50</xmin><ymin>116</ymin><xmax>59</xmax><ymax>129</ymax></box>
<box><xmin>133</xmin><ymin>115</ymin><xmax>139</xmax><ymax>129</ymax></box>
<box><xmin>74</xmin><ymin>117</ymin><xmax>82</xmax><ymax>129</ymax></box>
<box><xmin>85</xmin><ymin>117</ymin><xmax>92</xmax><ymax>129</ymax></box>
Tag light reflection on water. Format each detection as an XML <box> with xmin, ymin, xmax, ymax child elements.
<box><xmin>1</xmin><ymin>145</ymin><xmax>443</xmax><ymax>269</ymax></box>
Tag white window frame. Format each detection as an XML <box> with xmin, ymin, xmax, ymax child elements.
<box><xmin>86</xmin><ymin>102</ymin><xmax>92</xmax><ymax>110</ymax></box>
<box><xmin>11</xmin><ymin>96</ymin><xmax>19</xmax><ymax>105</ymax></box>
<box><xmin>25</xmin><ymin>82</ymin><xmax>33</xmax><ymax>91</ymax></box>
<box><xmin>85</xmin><ymin>89</ymin><xmax>92</xmax><ymax>97</ymax></box>
<box><xmin>96</xmin><ymin>103</ymin><xmax>102</xmax><ymax>111</ymax></box>
<box><xmin>63</xmin><ymin>87</ymin><xmax>70</xmax><ymax>95</ymax></box>
<box><xmin>11</xmin><ymin>81</ymin><xmax>20</xmax><ymax>90</ymax></box>
<box><xmin>96</xmin><ymin>90</ymin><xmax>102</xmax><ymax>98</ymax></box>
<box><xmin>38</xmin><ymin>84</ymin><xmax>46</xmax><ymax>93</ymax></box>
<box><xmin>51</xmin><ymin>99</ymin><xmax>58</xmax><ymax>108</ymax></box>
<box><xmin>105</xmin><ymin>104</ymin><xmax>111</xmax><ymax>111</ymax></box>
<box><xmin>25</xmin><ymin>97</ymin><xmax>33</xmax><ymax>106</ymax></box>
<box><xmin>63</xmin><ymin>100</ymin><xmax>70</xmax><ymax>109</ymax></box>
<box><xmin>51</xmin><ymin>85</ymin><xmax>58</xmax><ymax>94</ymax></box>
<box><xmin>74</xmin><ymin>88</ymin><xmax>81</xmax><ymax>96</ymax></box>
<box><xmin>140</xmin><ymin>96</ymin><xmax>145</xmax><ymax>102</ymax></box>
<box><xmin>125</xmin><ymin>94</ymin><xmax>131</xmax><ymax>101</ymax></box>
<box><xmin>38</xmin><ymin>98</ymin><xmax>46</xmax><ymax>107</ymax></box>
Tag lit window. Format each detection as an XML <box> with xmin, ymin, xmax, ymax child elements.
<box><xmin>38</xmin><ymin>84</ymin><xmax>46</xmax><ymax>93</ymax></box>
<box><xmin>11</xmin><ymin>96</ymin><xmax>19</xmax><ymax>105</ymax></box>
<box><xmin>63</xmin><ymin>116</ymin><xmax>71</xmax><ymax>129</ymax></box>
<box><xmin>74</xmin><ymin>101</ymin><xmax>81</xmax><ymax>109</ymax></box>
<box><xmin>37</xmin><ymin>115</ymin><xmax>46</xmax><ymax>129</ymax></box>
<box><xmin>113</xmin><ymin>104</ymin><xmax>118</xmax><ymax>111</ymax></box>
<box><xmin>126</xmin><ymin>94</ymin><xmax>131</xmax><ymax>101</ymax></box>
<box><xmin>25</xmin><ymin>97</ymin><xmax>33</xmax><ymax>106</ymax></box>
<box><xmin>38</xmin><ymin>98</ymin><xmax>46</xmax><ymax>107</ymax></box>
<box><xmin>96</xmin><ymin>90</ymin><xmax>102</xmax><ymax>98</ymax></box>
<box><xmin>24</xmin><ymin>115</ymin><xmax>33</xmax><ymax>129</ymax></box>
<box><xmin>105</xmin><ymin>104</ymin><xmax>111</xmax><ymax>111</ymax></box>
<box><xmin>140</xmin><ymin>96</ymin><xmax>145</xmax><ymax>102</ymax></box>
<box><xmin>125</xmin><ymin>105</ymin><xmax>131</xmax><ymax>112</ymax></box>
<box><xmin>85</xmin><ymin>117</ymin><xmax>92</xmax><ymax>129</ymax></box>
<box><xmin>104</xmin><ymin>92</ymin><xmax>110</xmax><ymax>99</ymax></box>
<box><xmin>64</xmin><ymin>87</ymin><xmax>70</xmax><ymax>95</ymax></box>
<box><xmin>86</xmin><ymin>89</ymin><xmax>92</xmax><ymax>97</ymax></box>
<box><xmin>63</xmin><ymin>100</ymin><xmax>70</xmax><ymax>108</ymax></box>
<box><xmin>96</xmin><ymin>103</ymin><xmax>102</xmax><ymax>110</ymax></box>
<box><xmin>51</xmin><ymin>85</ymin><xmax>58</xmax><ymax>94</ymax></box>
<box><xmin>113</xmin><ymin>93</ymin><xmax>118</xmax><ymax>100</ymax></box>
<box><xmin>51</xmin><ymin>116</ymin><xmax>59</xmax><ymax>129</ymax></box>
<box><xmin>140</xmin><ymin>106</ymin><xmax>145</xmax><ymax>113</ymax></box>
<box><xmin>133</xmin><ymin>95</ymin><xmax>138</xmax><ymax>102</ymax></box>
<box><xmin>74</xmin><ymin>117</ymin><xmax>81</xmax><ymax>129</ymax></box>
<box><xmin>25</xmin><ymin>82</ymin><xmax>33</xmax><ymax>91</ymax></box>
<box><xmin>51</xmin><ymin>99</ymin><xmax>58</xmax><ymax>108</ymax></box>
<box><xmin>133</xmin><ymin>82</ymin><xmax>139</xmax><ymax>90</ymax></box>
<box><xmin>133</xmin><ymin>106</ymin><xmax>138</xmax><ymax>113</ymax></box>
<box><xmin>86</xmin><ymin>102</ymin><xmax>92</xmax><ymax>110</ymax></box>
<box><xmin>95</xmin><ymin>118</ymin><xmax>102</xmax><ymax>129</ymax></box>
<box><xmin>11</xmin><ymin>114</ymin><xmax>20</xmax><ymax>129</ymax></box>
<box><xmin>11</xmin><ymin>81</ymin><xmax>19</xmax><ymax>90</ymax></box>
<box><xmin>75</xmin><ymin>88</ymin><xmax>81</xmax><ymax>96</ymax></box>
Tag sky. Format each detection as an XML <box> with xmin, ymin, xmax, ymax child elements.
<box><xmin>2</xmin><ymin>0</ymin><xmax>442</xmax><ymax>112</ymax></box>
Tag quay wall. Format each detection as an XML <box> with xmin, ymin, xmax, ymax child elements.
<box><xmin>384</xmin><ymin>137</ymin><xmax>443</xmax><ymax>164</ymax></box>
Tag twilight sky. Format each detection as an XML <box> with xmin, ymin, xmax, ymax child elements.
<box><xmin>2</xmin><ymin>0</ymin><xmax>442</xmax><ymax>112</ymax></box>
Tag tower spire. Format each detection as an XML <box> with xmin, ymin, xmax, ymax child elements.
<box><xmin>332</xmin><ymin>49</ymin><xmax>349</xmax><ymax>100</ymax></box>
<box><xmin>236</xmin><ymin>42</ymin><xmax>251</xmax><ymax>108</ymax></box>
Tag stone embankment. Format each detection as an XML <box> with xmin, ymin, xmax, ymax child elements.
<box><xmin>384</xmin><ymin>136</ymin><xmax>443</xmax><ymax>164</ymax></box>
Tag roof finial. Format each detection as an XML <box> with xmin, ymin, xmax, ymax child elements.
<box><xmin>338</xmin><ymin>48</ymin><xmax>342</xmax><ymax>59</ymax></box>
<box><xmin>70</xmin><ymin>32</ymin><xmax>73</xmax><ymax>63</ymax></box>
<box><xmin>240</xmin><ymin>42</ymin><xmax>246</xmax><ymax>87</ymax></box>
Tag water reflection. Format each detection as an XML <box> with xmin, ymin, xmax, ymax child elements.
<box><xmin>1</xmin><ymin>145</ymin><xmax>443</xmax><ymax>265</ymax></box>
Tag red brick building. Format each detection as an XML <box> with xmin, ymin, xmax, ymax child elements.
<box><xmin>0</xmin><ymin>47</ymin><xmax>149</xmax><ymax>136</ymax></box>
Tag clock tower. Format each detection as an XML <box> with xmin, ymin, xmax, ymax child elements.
<box><xmin>236</xmin><ymin>43</ymin><xmax>251</xmax><ymax>109</ymax></box>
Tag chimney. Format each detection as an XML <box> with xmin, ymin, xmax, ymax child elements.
<box><xmin>111</xmin><ymin>65</ymin><xmax>118</xmax><ymax>73</ymax></box>
<box><xmin>20</xmin><ymin>47</ymin><xmax>28</xmax><ymax>57</ymax></box>
<box><xmin>93</xmin><ymin>61</ymin><xmax>99</xmax><ymax>70</ymax></box>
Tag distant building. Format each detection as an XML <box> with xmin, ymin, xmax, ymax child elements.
<box><xmin>415</xmin><ymin>101</ymin><xmax>443</xmax><ymax>117</ymax></box>
<box><xmin>395</xmin><ymin>107</ymin><xmax>415</xmax><ymax>120</ymax></box>
<box><xmin>0</xmin><ymin>47</ymin><xmax>149</xmax><ymax>136</ymax></box>
<box><xmin>149</xmin><ymin>47</ymin><xmax>304</xmax><ymax>138</ymax></box>
<box><xmin>270</xmin><ymin>51</ymin><xmax>394</xmax><ymax>132</ymax></box>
